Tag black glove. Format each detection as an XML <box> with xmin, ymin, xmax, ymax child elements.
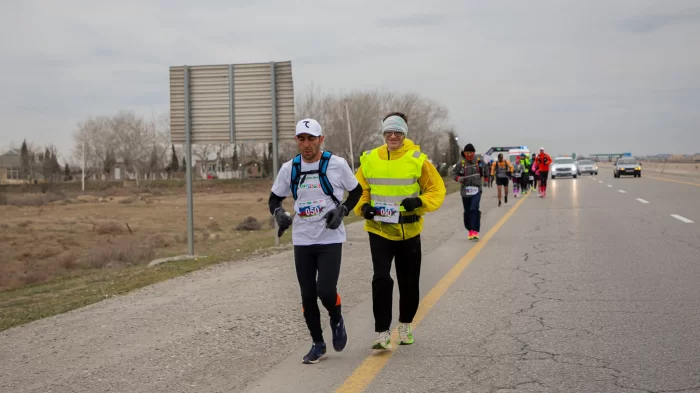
<box><xmin>274</xmin><ymin>208</ymin><xmax>293</xmax><ymax>237</ymax></box>
<box><xmin>400</xmin><ymin>197</ymin><xmax>422</xmax><ymax>212</ymax></box>
<box><xmin>325</xmin><ymin>205</ymin><xmax>348</xmax><ymax>230</ymax></box>
<box><xmin>361</xmin><ymin>203</ymin><xmax>375</xmax><ymax>220</ymax></box>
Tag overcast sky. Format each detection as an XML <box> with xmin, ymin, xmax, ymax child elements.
<box><xmin>1</xmin><ymin>0</ymin><xmax>699</xmax><ymax>161</ymax></box>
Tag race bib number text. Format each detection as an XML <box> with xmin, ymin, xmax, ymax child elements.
<box><xmin>296</xmin><ymin>199</ymin><xmax>327</xmax><ymax>221</ymax></box>
<box><xmin>464</xmin><ymin>186</ymin><xmax>479</xmax><ymax>196</ymax></box>
<box><xmin>373</xmin><ymin>201</ymin><xmax>400</xmax><ymax>224</ymax></box>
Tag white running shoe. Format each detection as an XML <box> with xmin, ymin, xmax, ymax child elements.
<box><xmin>397</xmin><ymin>323</ymin><xmax>414</xmax><ymax>345</ymax></box>
<box><xmin>372</xmin><ymin>330</ymin><xmax>391</xmax><ymax>350</ymax></box>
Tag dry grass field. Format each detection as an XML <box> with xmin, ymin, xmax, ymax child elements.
<box><xmin>0</xmin><ymin>177</ymin><xmax>459</xmax><ymax>331</ymax></box>
<box><xmin>0</xmin><ymin>179</ymin><xmax>299</xmax><ymax>330</ymax></box>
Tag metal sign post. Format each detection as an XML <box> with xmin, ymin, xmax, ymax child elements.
<box><xmin>170</xmin><ymin>61</ymin><xmax>295</xmax><ymax>255</ymax></box>
<box><xmin>270</xmin><ymin>62</ymin><xmax>280</xmax><ymax>247</ymax></box>
<box><xmin>183</xmin><ymin>67</ymin><xmax>195</xmax><ymax>256</ymax></box>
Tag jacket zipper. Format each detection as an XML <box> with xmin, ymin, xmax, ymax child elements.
<box><xmin>388</xmin><ymin>147</ymin><xmax>406</xmax><ymax>241</ymax></box>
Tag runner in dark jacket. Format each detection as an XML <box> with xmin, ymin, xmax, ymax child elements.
<box><xmin>452</xmin><ymin>143</ymin><xmax>482</xmax><ymax>240</ymax></box>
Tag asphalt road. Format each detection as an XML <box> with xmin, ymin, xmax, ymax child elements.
<box><xmin>1</xmin><ymin>173</ymin><xmax>699</xmax><ymax>393</ymax></box>
<box><xmin>357</xmin><ymin>174</ymin><xmax>700</xmax><ymax>393</ymax></box>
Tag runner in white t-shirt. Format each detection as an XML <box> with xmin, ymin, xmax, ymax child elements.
<box><xmin>268</xmin><ymin>118</ymin><xmax>362</xmax><ymax>364</ymax></box>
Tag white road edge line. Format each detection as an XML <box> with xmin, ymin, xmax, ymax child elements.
<box><xmin>671</xmin><ymin>214</ymin><xmax>694</xmax><ymax>224</ymax></box>
<box><xmin>636</xmin><ymin>198</ymin><xmax>649</xmax><ymax>204</ymax></box>
<box><xmin>618</xmin><ymin>190</ymin><xmax>627</xmax><ymax>193</ymax></box>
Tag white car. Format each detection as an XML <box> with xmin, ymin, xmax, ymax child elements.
<box><xmin>576</xmin><ymin>159</ymin><xmax>598</xmax><ymax>176</ymax></box>
<box><xmin>551</xmin><ymin>157</ymin><xmax>577</xmax><ymax>179</ymax></box>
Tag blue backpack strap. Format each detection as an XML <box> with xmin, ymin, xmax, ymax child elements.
<box><xmin>290</xmin><ymin>154</ymin><xmax>302</xmax><ymax>200</ymax></box>
<box><xmin>319</xmin><ymin>151</ymin><xmax>340</xmax><ymax>206</ymax></box>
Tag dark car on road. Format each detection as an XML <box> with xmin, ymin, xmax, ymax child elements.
<box><xmin>614</xmin><ymin>158</ymin><xmax>641</xmax><ymax>178</ymax></box>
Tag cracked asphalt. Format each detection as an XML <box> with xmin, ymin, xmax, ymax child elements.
<box><xmin>2</xmin><ymin>173</ymin><xmax>699</xmax><ymax>393</ymax></box>
<box><xmin>361</xmin><ymin>175</ymin><xmax>700</xmax><ymax>393</ymax></box>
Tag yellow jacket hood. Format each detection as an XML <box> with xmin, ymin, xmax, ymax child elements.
<box><xmin>372</xmin><ymin>139</ymin><xmax>421</xmax><ymax>160</ymax></box>
<box><xmin>353</xmin><ymin>138</ymin><xmax>446</xmax><ymax>241</ymax></box>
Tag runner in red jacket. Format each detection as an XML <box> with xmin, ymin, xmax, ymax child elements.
<box><xmin>535</xmin><ymin>147</ymin><xmax>553</xmax><ymax>197</ymax></box>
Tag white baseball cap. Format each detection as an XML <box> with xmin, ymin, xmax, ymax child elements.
<box><xmin>295</xmin><ymin>119</ymin><xmax>322</xmax><ymax>137</ymax></box>
<box><xmin>539</xmin><ymin>146</ymin><xmax>545</xmax><ymax>151</ymax></box>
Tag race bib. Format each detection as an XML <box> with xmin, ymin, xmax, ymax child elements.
<box><xmin>296</xmin><ymin>198</ymin><xmax>327</xmax><ymax>221</ymax></box>
<box><xmin>514</xmin><ymin>173</ymin><xmax>522</xmax><ymax>178</ymax></box>
<box><xmin>529</xmin><ymin>176</ymin><xmax>534</xmax><ymax>181</ymax></box>
<box><xmin>372</xmin><ymin>201</ymin><xmax>400</xmax><ymax>224</ymax></box>
<box><xmin>464</xmin><ymin>186</ymin><xmax>479</xmax><ymax>196</ymax></box>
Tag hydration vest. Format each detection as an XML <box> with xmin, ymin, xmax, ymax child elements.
<box><xmin>290</xmin><ymin>151</ymin><xmax>340</xmax><ymax>206</ymax></box>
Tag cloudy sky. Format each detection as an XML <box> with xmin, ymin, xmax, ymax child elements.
<box><xmin>1</xmin><ymin>0</ymin><xmax>699</xmax><ymax>161</ymax></box>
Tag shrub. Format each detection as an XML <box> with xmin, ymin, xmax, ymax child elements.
<box><xmin>95</xmin><ymin>221</ymin><xmax>125</xmax><ymax>235</ymax></box>
<box><xmin>206</xmin><ymin>221</ymin><xmax>221</xmax><ymax>231</ymax></box>
<box><xmin>80</xmin><ymin>243</ymin><xmax>155</xmax><ymax>269</ymax></box>
<box><xmin>236</xmin><ymin>217</ymin><xmax>262</xmax><ymax>231</ymax></box>
<box><xmin>150</xmin><ymin>235</ymin><xmax>170</xmax><ymax>248</ymax></box>
<box><xmin>3</xmin><ymin>192</ymin><xmax>67</xmax><ymax>206</ymax></box>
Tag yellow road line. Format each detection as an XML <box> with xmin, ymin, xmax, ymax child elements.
<box><xmin>335</xmin><ymin>194</ymin><xmax>530</xmax><ymax>393</ymax></box>
<box><xmin>646</xmin><ymin>175</ymin><xmax>700</xmax><ymax>187</ymax></box>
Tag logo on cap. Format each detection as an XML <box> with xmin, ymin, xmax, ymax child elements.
<box><xmin>303</xmin><ymin>121</ymin><xmax>310</xmax><ymax>128</ymax></box>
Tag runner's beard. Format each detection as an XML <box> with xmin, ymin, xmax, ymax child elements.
<box><xmin>302</xmin><ymin>148</ymin><xmax>317</xmax><ymax>160</ymax></box>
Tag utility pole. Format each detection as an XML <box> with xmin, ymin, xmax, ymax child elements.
<box><xmin>82</xmin><ymin>141</ymin><xmax>85</xmax><ymax>193</ymax></box>
<box><xmin>345</xmin><ymin>101</ymin><xmax>355</xmax><ymax>172</ymax></box>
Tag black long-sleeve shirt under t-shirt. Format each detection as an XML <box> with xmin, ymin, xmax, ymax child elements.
<box><xmin>268</xmin><ymin>183</ymin><xmax>362</xmax><ymax>216</ymax></box>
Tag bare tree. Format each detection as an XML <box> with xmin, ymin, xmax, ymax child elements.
<box><xmin>111</xmin><ymin>111</ymin><xmax>154</xmax><ymax>186</ymax></box>
<box><xmin>151</xmin><ymin>110</ymin><xmax>171</xmax><ymax>171</ymax></box>
<box><xmin>72</xmin><ymin>116</ymin><xmax>114</xmax><ymax>177</ymax></box>
<box><xmin>71</xmin><ymin>110</ymin><xmax>169</xmax><ymax>183</ymax></box>
<box><xmin>294</xmin><ymin>84</ymin><xmax>453</xmax><ymax>166</ymax></box>
<box><xmin>385</xmin><ymin>92</ymin><xmax>451</xmax><ymax>151</ymax></box>
<box><xmin>104</xmin><ymin>148</ymin><xmax>117</xmax><ymax>177</ymax></box>
<box><xmin>161</xmin><ymin>110</ymin><xmax>185</xmax><ymax>172</ymax></box>
<box><xmin>191</xmin><ymin>144</ymin><xmax>223</xmax><ymax>177</ymax></box>
<box><xmin>148</xmin><ymin>145</ymin><xmax>160</xmax><ymax>179</ymax></box>
<box><xmin>446</xmin><ymin>129</ymin><xmax>461</xmax><ymax>168</ymax></box>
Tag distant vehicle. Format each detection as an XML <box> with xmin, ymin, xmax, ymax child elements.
<box><xmin>508</xmin><ymin>148</ymin><xmax>530</xmax><ymax>164</ymax></box>
<box><xmin>614</xmin><ymin>158</ymin><xmax>642</xmax><ymax>178</ymax></box>
<box><xmin>576</xmin><ymin>159</ymin><xmax>598</xmax><ymax>176</ymax></box>
<box><xmin>551</xmin><ymin>157</ymin><xmax>577</xmax><ymax>179</ymax></box>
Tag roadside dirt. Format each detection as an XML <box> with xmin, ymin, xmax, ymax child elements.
<box><xmin>0</xmin><ymin>192</ymin><xmax>468</xmax><ymax>393</ymax></box>
<box><xmin>0</xmin><ymin>179</ymin><xmax>293</xmax><ymax>291</ymax></box>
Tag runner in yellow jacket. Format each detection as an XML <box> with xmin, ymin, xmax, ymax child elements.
<box><xmin>354</xmin><ymin>112</ymin><xmax>446</xmax><ymax>350</ymax></box>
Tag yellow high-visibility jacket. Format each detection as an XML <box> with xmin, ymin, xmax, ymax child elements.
<box><xmin>354</xmin><ymin>138</ymin><xmax>446</xmax><ymax>241</ymax></box>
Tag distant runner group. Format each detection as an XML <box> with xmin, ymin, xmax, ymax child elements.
<box><xmin>269</xmin><ymin>114</ymin><xmax>552</xmax><ymax>364</ymax></box>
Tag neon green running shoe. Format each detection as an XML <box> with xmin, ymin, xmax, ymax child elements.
<box><xmin>397</xmin><ymin>323</ymin><xmax>414</xmax><ymax>345</ymax></box>
<box><xmin>372</xmin><ymin>331</ymin><xmax>391</xmax><ymax>350</ymax></box>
